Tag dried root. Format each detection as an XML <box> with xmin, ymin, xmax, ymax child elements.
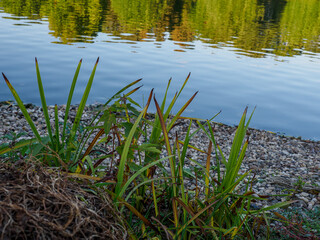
<box><xmin>0</xmin><ymin>162</ymin><xmax>127</xmax><ymax>240</ymax></box>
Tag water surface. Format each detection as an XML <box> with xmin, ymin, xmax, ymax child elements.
<box><xmin>1</xmin><ymin>0</ymin><xmax>320</xmax><ymax>139</ymax></box>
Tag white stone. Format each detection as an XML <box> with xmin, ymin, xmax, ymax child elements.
<box><xmin>298</xmin><ymin>197</ymin><xmax>309</xmax><ymax>203</ymax></box>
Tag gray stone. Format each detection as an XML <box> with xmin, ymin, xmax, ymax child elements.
<box><xmin>1</xmin><ymin>103</ymin><xmax>320</xmax><ymax>211</ymax></box>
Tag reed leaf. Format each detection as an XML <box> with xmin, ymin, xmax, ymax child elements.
<box><xmin>2</xmin><ymin>73</ymin><xmax>42</xmax><ymax>142</ymax></box>
<box><xmin>117</xmin><ymin>156</ymin><xmax>170</xmax><ymax>201</ymax></box>
<box><xmin>62</xmin><ymin>59</ymin><xmax>82</xmax><ymax>142</ymax></box>
<box><xmin>205</xmin><ymin>141</ymin><xmax>213</xmax><ymax>197</ymax></box>
<box><xmin>54</xmin><ymin>104</ymin><xmax>60</xmax><ymax>152</ymax></box>
<box><xmin>69</xmin><ymin>57</ymin><xmax>99</xmax><ymax>143</ymax></box>
<box><xmin>154</xmin><ymin>96</ymin><xmax>177</xmax><ymax>197</ymax></box>
<box><xmin>0</xmin><ymin>138</ymin><xmax>38</xmax><ymax>155</ymax></box>
<box><xmin>176</xmin><ymin>198</ymin><xmax>221</xmax><ymax>239</ymax></box>
<box><xmin>119</xmin><ymin>201</ymin><xmax>159</xmax><ymax>234</ymax></box>
<box><xmin>35</xmin><ymin>58</ymin><xmax>54</xmax><ymax>146</ymax></box>
<box><xmin>66</xmin><ymin>58</ymin><xmax>99</xmax><ymax>162</ymax></box>
<box><xmin>247</xmin><ymin>201</ymin><xmax>296</xmax><ymax>214</ymax></box>
<box><xmin>124</xmin><ymin>177</ymin><xmax>170</xmax><ymax>202</ymax></box>
<box><xmin>173</xmin><ymin>197</ymin><xmax>206</xmax><ymax>234</ymax></box>
<box><xmin>73</xmin><ymin>79</ymin><xmax>143</xmax><ymax>162</ymax></box>
<box><xmin>115</xmin><ymin>105</ymin><xmax>148</xmax><ymax>197</ymax></box>
<box><xmin>167</xmin><ymin>91</ymin><xmax>198</xmax><ymax>131</ymax></box>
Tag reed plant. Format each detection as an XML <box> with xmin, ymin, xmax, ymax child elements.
<box><xmin>1</xmin><ymin>60</ymin><xmax>294</xmax><ymax>239</ymax></box>
<box><xmin>81</xmin><ymin>75</ymin><xmax>293</xmax><ymax>239</ymax></box>
<box><xmin>105</xmin><ymin>103</ymin><xmax>293</xmax><ymax>239</ymax></box>
<box><xmin>1</xmin><ymin>58</ymin><xmax>140</xmax><ymax>175</ymax></box>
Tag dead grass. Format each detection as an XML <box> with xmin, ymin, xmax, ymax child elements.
<box><xmin>0</xmin><ymin>160</ymin><xmax>127</xmax><ymax>240</ymax></box>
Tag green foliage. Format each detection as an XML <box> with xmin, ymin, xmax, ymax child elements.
<box><xmin>2</xmin><ymin>60</ymin><xmax>295</xmax><ymax>239</ymax></box>
<box><xmin>2</xmin><ymin>58</ymin><xmax>104</xmax><ymax>172</ymax></box>
<box><xmin>294</xmin><ymin>177</ymin><xmax>307</xmax><ymax>191</ymax></box>
<box><xmin>0</xmin><ymin>132</ymin><xmax>36</xmax><ymax>161</ymax></box>
<box><xmin>109</xmin><ymin>101</ymin><xmax>292</xmax><ymax>239</ymax></box>
<box><xmin>80</xmin><ymin>73</ymin><xmax>293</xmax><ymax>239</ymax></box>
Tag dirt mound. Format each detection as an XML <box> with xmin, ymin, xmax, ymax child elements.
<box><xmin>0</xmin><ymin>162</ymin><xmax>127</xmax><ymax>239</ymax></box>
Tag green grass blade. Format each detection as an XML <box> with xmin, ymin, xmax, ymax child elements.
<box><xmin>196</xmin><ymin>120</ymin><xmax>226</xmax><ymax>179</ymax></box>
<box><xmin>99</xmin><ymin>78</ymin><xmax>143</xmax><ymax>108</ymax></box>
<box><xmin>148</xmin><ymin>77</ymin><xmax>177</xmax><ymax>151</ymax></box>
<box><xmin>119</xmin><ymin>200</ymin><xmax>159</xmax><ymax>234</ymax></box>
<box><xmin>163</xmin><ymin>73</ymin><xmax>191</xmax><ymax>123</ymax></box>
<box><xmin>121</xmin><ymin>161</ymin><xmax>171</xmax><ymax>202</ymax></box>
<box><xmin>35</xmin><ymin>58</ymin><xmax>54</xmax><ymax>145</ymax></box>
<box><xmin>148</xmin><ymin>80</ymin><xmax>173</xmax><ymax>150</ymax></box>
<box><xmin>70</xmin><ymin>57</ymin><xmax>99</xmax><ymax>143</ymax></box>
<box><xmin>227</xmin><ymin>108</ymin><xmax>247</xmax><ymax>168</ymax></box>
<box><xmin>177</xmin><ymin>72</ymin><xmax>191</xmax><ymax>98</ymax></box>
<box><xmin>115</xmin><ymin>105</ymin><xmax>148</xmax><ymax>197</ymax></box>
<box><xmin>147</xmin><ymin>74</ymin><xmax>193</xmax><ymax>167</ymax></box>
<box><xmin>222</xmin><ymin>108</ymin><xmax>254</xmax><ymax>189</ymax></box>
<box><xmin>244</xmin><ymin>106</ymin><xmax>255</xmax><ymax>131</ymax></box>
<box><xmin>0</xmin><ymin>138</ymin><xmax>38</xmax><ymax>155</ymax></box>
<box><xmin>163</xmin><ymin>91</ymin><xmax>178</xmax><ymax>120</ymax></box>
<box><xmin>180</xmin><ymin>120</ymin><xmax>193</xmax><ymax>165</ymax></box>
<box><xmin>62</xmin><ymin>59</ymin><xmax>82</xmax><ymax>142</ymax></box>
<box><xmin>247</xmin><ymin>201</ymin><xmax>295</xmax><ymax>214</ymax></box>
<box><xmin>73</xmin><ymin>79</ymin><xmax>143</xmax><ymax>163</ymax></box>
<box><xmin>219</xmin><ymin>171</ymin><xmax>250</xmax><ymax>194</ymax></box>
<box><xmin>173</xmin><ymin>133</ymin><xmax>187</xmax><ymax>225</ymax></box>
<box><xmin>229</xmin><ymin>140</ymin><xmax>249</xmax><ymax>187</ymax></box>
<box><xmin>154</xmin><ymin>96</ymin><xmax>177</xmax><ymax>196</ymax></box>
<box><xmin>206</xmin><ymin>121</ymin><xmax>221</xmax><ymax>182</ymax></box>
<box><xmin>167</xmin><ymin>91</ymin><xmax>198</xmax><ymax>131</ymax></box>
<box><xmin>151</xmin><ymin>181</ymin><xmax>158</xmax><ymax>217</ymax></box>
<box><xmin>205</xmin><ymin>141</ymin><xmax>213</xmax><ymax>197</ymax></box>
<box><xmin>216</xmin><ymin>144</ymin><xmax>227</xmax><ymax>166</ymax></box>
<box><xmin>160</xmin><ymin>77</ymin><xmax>172</xmax><ymax>112</ymax></box>
<box><xmin>2</xmin><ymin>73</ymin><xmax>42</xmax><ymax>142</ymax></box>
<box><xmin>54</xmin><ymin>104</ymin><xmax>60</xmax><ymax>151</ymax></box>
<box><xmin>176</xmin><ymin>197</ymin><xmax>220</xmax><ymax>238</ymax></box>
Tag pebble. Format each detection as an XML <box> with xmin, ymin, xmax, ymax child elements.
<box><xmin>0</xmin><ymin>102</ymin><xmax>320</xmax><ymax>210</ymax></box>
<box><xmin>299</xmin><ymin>197</ymin><xmax>309</xmax><ymax>203</ymax></box>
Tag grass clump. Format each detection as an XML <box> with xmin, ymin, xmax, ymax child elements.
<box><xmin>1</xmin><ymin>59</ymin><xmax>295</xmax><ymax>239</ymax></box>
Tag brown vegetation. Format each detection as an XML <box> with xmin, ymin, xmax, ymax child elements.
<box><xmin>0</xmin><ymin>161</ymin><xmax>127</xmax><ymax>240</ymax></box>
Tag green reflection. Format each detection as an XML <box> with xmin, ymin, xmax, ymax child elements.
<box><xmin>106</xmin><ymin>0</ymin><xmax>172</xmax><ymax>41</ymax></box>
<box><xmin>1</xmin><ymin>0</ymin><xmax>320</xmax><ymax>57</ymax></box>
<box><xmin>279</xmin><ymin>0</ymin><xmax>320</xmax><ymax>55</ymax></box>
<box><xmin>187</xmin><ymin>0</ymin><xmax>266</xmax><ymax>57</ymax></box>
<box><xmin>0</xmin><ymin>0</ymin><xmax>43</xmax><ymax>19</ymax></box>
<box><xmin>46</xmin><ymin>0</ymin><xmax>104</xmax><ymax>43</ymax></box>
<box><xmin>0</xmin><ymin>0</ymin><xmax>107</xmax><ymax>44</ymax></box>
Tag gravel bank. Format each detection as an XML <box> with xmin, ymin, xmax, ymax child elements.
<box><xmin>1</xmin><ymin>102</ymin><xmax>320</xmax><ymax>211</ymax></box>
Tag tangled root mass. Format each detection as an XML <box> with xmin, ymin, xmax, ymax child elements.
<box><xmin>0</xmin><ymin>162</ymin><xmax>127</xmax><ymax>240</ymax></box>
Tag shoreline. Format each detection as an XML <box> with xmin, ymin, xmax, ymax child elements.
<box><xmin>1</xmin><ymin>100</ymin><xmax>319</xmax><ymax>143</ymax></box>
<box><xmin>1</xmin><ymin>102</ymin><xmax>320</xmax><ymax>211</ymax></box>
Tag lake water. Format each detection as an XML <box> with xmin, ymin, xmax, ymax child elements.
<box><xmin>1</xmin><ymin>0</ymin><xmax>320</xmax><ymax>140</ymax></box>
